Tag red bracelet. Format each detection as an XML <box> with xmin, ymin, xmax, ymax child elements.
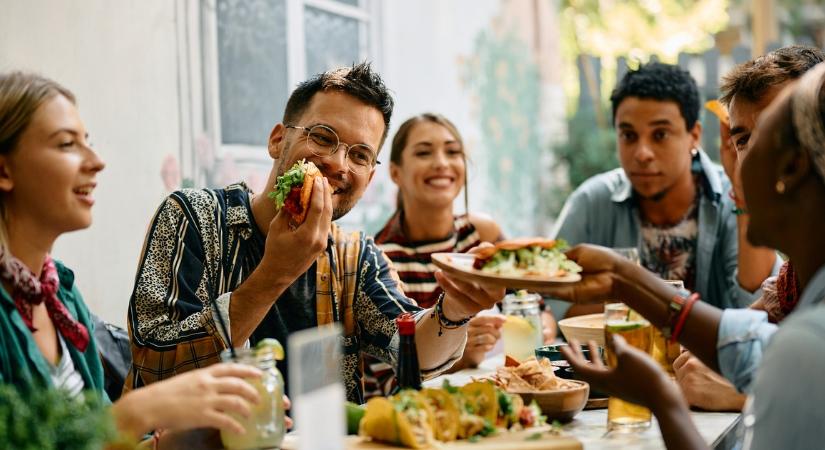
<box><xmin>670</xmin><ymin>293</ymin><xmax>700</xmax><ymax>343</ymax></box>
<box><xmin>152</xmin><ymin>429</ymin><xmax>165</xmax><ymax>450</ymax></box>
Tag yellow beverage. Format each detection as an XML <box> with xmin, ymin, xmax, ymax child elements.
<box><xmin>220</xmin><ymin>347</ymin><xmax>286</xmax><ymax>450</ymax></box>
<box><xmin>604</xmin><ymin>305</ymin><xmax>653</xmax><ymax>432</ymax></box>
<box><xmin>652</xmin><ymin>280</ymin><xmax>685</xmax><ymax>375</ymax></box>
<box><xmin>651</xmin><ymin>328</ymin><xmax>681</xmax><ymax>375</ymax></box>
<box><xmin>502</xmin><ymin>314</ymin><xmax>543</xmax><ymax>361</ymax></box>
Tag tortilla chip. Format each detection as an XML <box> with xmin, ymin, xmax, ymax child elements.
<box><xmin>705</xmin><ymin>100</ymin><xmax>730</xmax><ymax>126</ymax></box>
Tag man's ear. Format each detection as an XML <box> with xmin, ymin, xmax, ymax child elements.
<box><xmin>0</xmin><ymin>155</ymin><xmax>14</xmax><ymax>193</ymax></box>
<box><xmin>776</xmin><ymin>146</ymin><xmax>812</xmax><ymax>194</ymax></box>
<box><xmin>689</xmin><ymin>121</ymin><xmax>703</xmax><ymax>149</ymax></box>
<box><xmin>268</xmin><ymin>123</ymin><xmax>287</xmax><ymax>160</ymax></box>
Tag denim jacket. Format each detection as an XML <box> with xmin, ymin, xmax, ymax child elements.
<box><xmin>548</xmin><ymin>150</ymin><xmax>779</xmax><ymax>319</ymax></box>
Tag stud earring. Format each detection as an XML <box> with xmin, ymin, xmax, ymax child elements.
<box><xmin>775</xmin><ymin>180</ymin><xmax>786</xmax><ymax>194</ymax></box>
<box><xmin>691</xmin><ymin>147</ymin><xmax>699</xmax><ymax>157</ymax></box>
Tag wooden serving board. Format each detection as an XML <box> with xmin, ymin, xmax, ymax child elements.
<box><xmin>342</xmin><ymin>427</ymin><xmax>582</xmax><ymax>450</ymax></box>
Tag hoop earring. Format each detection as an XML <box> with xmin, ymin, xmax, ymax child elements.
<box><xmin>775</xmin><ymin>180</ymin><xmax>786</xmax><ymax>194</ymax></box>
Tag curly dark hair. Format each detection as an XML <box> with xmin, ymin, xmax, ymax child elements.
<box><xmin>610</xmin><ymin>62</ymin><xmax>700</xmax><ymax>130</ymax></box>
<box><xmin>719</xmin><ymin>45</ymin><xmax>825</xmax><ymax>106</ymax></box>
<box><xmin>283</xmin><ymin>61</ymin><xmax>394</xmax><ymax>146</ymax></box>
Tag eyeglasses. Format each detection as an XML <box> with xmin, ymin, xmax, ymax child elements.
<box><xmin>286</xmin><ymin>124</ymin><xmax>380</xmax><ymax>175</ymax></box>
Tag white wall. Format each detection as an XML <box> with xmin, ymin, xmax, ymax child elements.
<box><xmin>0</xmin><ymin>0</ymin><xmax>181</xmax><ymax>326</ymax></box>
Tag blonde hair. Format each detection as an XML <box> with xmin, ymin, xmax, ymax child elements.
<box><xmin>0</xmin><ymin>72</ymin><xmax>76</xmax><ymax>249</ymax></box>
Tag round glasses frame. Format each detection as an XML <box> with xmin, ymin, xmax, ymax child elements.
<box><xmin>286</xmin><ymin>124</ymin><xmax>380</xmax><ymax>175</ymax></box>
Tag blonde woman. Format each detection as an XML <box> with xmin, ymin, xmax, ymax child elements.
<box><xmin>0</xmin><ymin>72</ymin><xmax>277</xmax><ymax>444</ymax></box>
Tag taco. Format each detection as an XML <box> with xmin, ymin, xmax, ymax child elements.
<box><xmin>359</xmin><ymin>390</ymin><xmax>435</xmax><ymax>448</ymax></box>
<box><xmin>421</xmin><ymin>388</ymin><xmax>460</xmax><ymax>442</ymax></box>
<box><xmin>705</xmin><ymin>99</ymin><xmax>730</xmax><ymax>126</ymax></box>
<box><xmin>459</xmin><ymin>381</ymin><xmax>499</xmax><ymax>427</ymax></box>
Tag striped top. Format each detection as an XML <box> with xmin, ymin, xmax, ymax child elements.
<box><xmin>49</xmin><ymin>335</ymin><xmax>85</xmax><ymax>398</ymax></box>
<box><xmin>374</xmin><ymin>211</ymin><xmax>482</xmax><ymax>308</ymax></box>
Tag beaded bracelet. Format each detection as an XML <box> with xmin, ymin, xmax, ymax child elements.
<box><xmin>430</xmin><ymin>292</ymin><xmax>472</xmax><ymax>336</ymax></box>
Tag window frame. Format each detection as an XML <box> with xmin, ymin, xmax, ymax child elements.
<box><xmin>181</xmin><ymin>0</ymin><xmax>381</xmax><ymax>184</ymax></box>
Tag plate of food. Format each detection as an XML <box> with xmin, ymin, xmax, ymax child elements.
<box><xmin>431</xmin><ymin>238</ymin><xmax>582</xmax><ymax>290</ymax></box>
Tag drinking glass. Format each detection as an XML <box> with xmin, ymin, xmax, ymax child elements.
<box><xmin>219</xmin><ymin>348</ymin><xmax>286</xmax><ymax>450</ymax></box>
<box><xmin>604</xmin><ymin>302</ymin><xmax>653</xmax><ymax>432</ymax></box>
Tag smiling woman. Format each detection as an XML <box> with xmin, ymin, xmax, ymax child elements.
<box><xmin>0</xmin><ymin>72</ymin><xmax>285</xmax><ymax>446</ymax></box>
<box><xmin>362</xmin><ymin>113</ymin><xmax>519</xmax><ymax>399</ymax></box>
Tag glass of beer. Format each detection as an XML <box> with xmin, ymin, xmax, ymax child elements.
<box><xmin>605</xmin><ymin>302</ymin><xmax>653</xmax><ymax>432</ymax></box>
<box><xmin>651</xmin><ymin>280</ymin><xmax>684</xmax><ymax>376</ymax></box>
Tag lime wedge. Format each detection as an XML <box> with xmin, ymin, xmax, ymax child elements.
<box><xmin>345</xmin><ymin>401</ymin><xmax>366</xmax><ymax>435</ymax></box>
<box><xmin>255</xmin><ymin>338</ymin><xmax>285</xmax><ymax>360</ymax></box>
<box><xmin>605</xmin><ymin>321</ymin><xmax>647</xmax><ymax>333</ymax></box>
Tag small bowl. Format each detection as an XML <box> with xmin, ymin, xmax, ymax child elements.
<box><xmin>509</xmin><ymin>380</ymin><xmax>590</xmax><ymax>422</ymax></box>
<box><xmin>557</xmin><ymin>313</ymin><xmax>605</xmax><ymax>346</ymax></box>
<box><xmin>535</xmin><ymin>343</ymin><xmax>604</xmax><ymax>364</ymax></box>
<box><xmin>561</xmin><ymin>367</ymin><xmax>608</xmax><ymax>398</ymax></box>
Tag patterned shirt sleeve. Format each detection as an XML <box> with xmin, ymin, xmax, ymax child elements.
<box><xmin>355</xmin><ymin>239</ymin><xmax>463</xmax><ymax>378</ymax></box>
<box><xmin>125</xmin><ymin>192</ymin><xmax>225</xmax><ymax>390</ymax></box>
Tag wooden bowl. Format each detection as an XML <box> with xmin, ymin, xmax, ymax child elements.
<box><xmin>557</xmin><ymin>313</ymin><xmax>604</xmax><ymax>347</ymax></box>
<box><xmin>510</xmin><ymin>380</ymin><xmax>590</xmax><ymax>422</ymax></box>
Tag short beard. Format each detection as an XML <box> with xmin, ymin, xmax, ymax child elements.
<box><xmin>332</xmin><ymin>198</ymin><xmax>354</xmax><ymax>221</ymax></box>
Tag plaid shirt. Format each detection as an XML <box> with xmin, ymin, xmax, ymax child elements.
<box><xmin>125</xmin><ymin>183</ymin><xmax>446</xmax><ymax>402</ymax></box>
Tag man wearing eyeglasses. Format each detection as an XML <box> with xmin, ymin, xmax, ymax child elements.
<box><xmin>125</xmin><ymin>62</ymin><xmax>504</xmax><ymax>405</ymax></box>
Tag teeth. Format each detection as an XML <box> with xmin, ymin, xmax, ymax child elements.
<box><xmin>426</xmin><ymin>178</ymin><xmax>453</xmax><ymax>188</ymax></box>
<box><xmin>74</xmin><ymin>187</ymin><xmax>93</xmax><ymax>195</ymax></box>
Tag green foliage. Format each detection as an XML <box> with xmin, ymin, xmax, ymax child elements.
<box><xmin>0</xmin><ymin>384</ymin><xmax>119</xmax><ymax>450</ymax></box>
<box><xmin>548</xmin><ymin>110</ymin><xmax>617</xmax><ymax>216</ymax></box>
<box><xmin>462</xmin><ymin>30</ymin><xmax>542</xmax><ymax>236</ymax></box>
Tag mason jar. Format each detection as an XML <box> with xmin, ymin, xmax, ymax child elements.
<box><xmin>501</xmin><ymin>290</ymin><xmax>544</xmax><ymax>361</ymax></box>
<box><xmin>219</xmin><ymin>348</ymin><xmax>286</xmax><ymax>450</ymax></box>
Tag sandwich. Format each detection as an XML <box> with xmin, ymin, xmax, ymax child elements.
<box><xmin>268</xmin><ymin>159</ymin><xmax>322</xmax><ymax>225</ymax></box>
<box><xmin>472</xmin><ymin>238</ymin><xmax>582</xmax><ymax>278</ymax></box>
<box><xmin>705</xmin><ymin>99</ymin><xmax>730</xmax><ymax>126</ymax></box>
